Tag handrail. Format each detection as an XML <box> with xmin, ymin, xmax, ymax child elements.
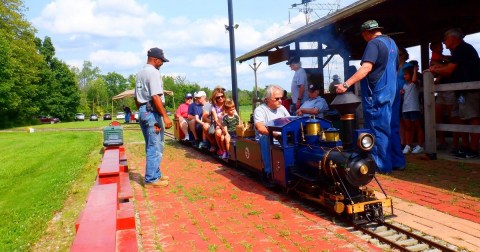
<box><xmin>422</xmin><ymin>71</ymin><xmax>480</xmax><ymax>159</ymax></box>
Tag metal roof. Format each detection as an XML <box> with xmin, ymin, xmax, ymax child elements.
<box><xmin>237</xmin><ymin>0</ymin><xmax>480</xmax><ymax>64</ymax></box>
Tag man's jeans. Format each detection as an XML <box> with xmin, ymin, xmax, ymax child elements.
<box><xmin>139</xmin><ymin>105</ymin><xmax>165</xmax><ymax>183</ymax></box>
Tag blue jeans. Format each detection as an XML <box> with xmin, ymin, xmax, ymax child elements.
<box><xmin>125</xmin><ymin>112</ymin><xmax>131</xmax><ymax>123</ymax></box>
<box><xmin>139</xmin><ymin>105</ymin><xmax>165</xmax><ymax>183</ymax></box>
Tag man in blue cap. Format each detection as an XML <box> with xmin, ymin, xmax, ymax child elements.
<box><xmin>335</xmin><ymin>20</ymin><xmax>404</xmax><ymax>173</ymax></box>
<box><xmin>135</xmin><ymin>47</ymin><xmax>172</xmax><ymax>187</ymax></box>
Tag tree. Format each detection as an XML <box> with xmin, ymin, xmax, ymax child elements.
<box><xmin>0</xmin><ymin>0</ymin><xmax>43</xmax><ymax>128</ymax></box>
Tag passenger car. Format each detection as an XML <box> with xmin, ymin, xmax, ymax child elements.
<box><xmin>116</xmin><ymin>112</ymin><xmax>125</xmax><ymax>120</ymax></box>
<box><xmin>103</xmin><ymin>113</ymin><xmax>112</xmax><ymax>120</ymax></box>
<box><xmin>90</xmin><ymin>114</ymin><xmax>98</xmax><ymax>121</ymax></box>
<box><xmin>38</xmin><ymin>116</ymin><xmax>60</xmax><ymax>124</ymax></box>
<box><xmin>75</xmin><ymin>113</ymin><xmax>85</xmax><ymax>121</ymax></box>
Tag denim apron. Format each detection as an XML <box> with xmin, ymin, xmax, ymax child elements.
<box><xmin>360</xmin><ymin>36</ymin><xmax>404</xmax><ymax>173</ymax></box>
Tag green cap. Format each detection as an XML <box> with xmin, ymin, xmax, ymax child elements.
<box><xmin>360</xmin><ymin>20</ymin><xmax>383</xmax><ymax>32</ymax></box>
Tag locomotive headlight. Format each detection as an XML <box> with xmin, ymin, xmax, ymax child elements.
<box><xmin>357</xmin><ymin>133</ymin><xmax>375</xmax><ymax>151</ymax></box>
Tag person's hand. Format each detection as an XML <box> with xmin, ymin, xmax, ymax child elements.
<box><xmin>296</xmin><ymin>109</ymin><xmax>303</xmax><ymax>116</ymax></box>
<box><xmin>164</xmin><ymin>116</ymin><xmax>173</xmax><ymax>129</ymax></box>
<box><xmin>400</xmin><ymin>89</ymin><xmax>405</xmax><ymax>95</ymax></box>
<box><xmin>295</xmin><ymin>100</ymin><xmax>301</xmax><ymax>109</ymax></box>
<box><xmin>335</xmin><ymin>84</ymin><xmax>347</xmax><ymax>94</ymax></box>
<box><xmin>154</xmin><ymin>124</ymin><xmax>161</xmax><ymax>133</ymax></box>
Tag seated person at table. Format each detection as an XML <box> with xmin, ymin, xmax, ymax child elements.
<box><xmin>296</xmin><ymin>84</ymin><xmax>329</xmax><ymax>117</ymax></box>
<box><xmin>175</xmin><ymin>93</ymin><xmax>193</xmax><ymax>141</ymax></box>
<box><xmin>254</xmin><ymin>85</ymin><xmax>290</xmax><ymax>176</ymax></box>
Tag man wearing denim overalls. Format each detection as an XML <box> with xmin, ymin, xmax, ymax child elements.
<box><xmin>335</xmin><ymin>20</ymin><xmax>404</xmax><ymax>174</ymax></box>
<box><xmin>134</xmin><ymin>47</ymin><xmax>173</xmax><ymax>187</ymax></box>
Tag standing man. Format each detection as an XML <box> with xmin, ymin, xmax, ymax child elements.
<box><xmin>430</xmin><ymin>28</ymin><xmax>480</xmax><ymax>159</ymax></box>
<box><xmin>336</xmin><ymin>20</ymin><xmax>404</xmax><ymax>173</ymax></box>
<box><xmin>134</xmin><ymin>47</ymin><xmax>172</xmax><ymax>188</ymax></box>
<box><xmin>287</xmin><ymin>56</ymin><xmax>308</xmax><ymax>113</ymax></box>
<box><xmin>328</xmin><ymin>74</ymin><xmax>341</xmax><ymax>94</ymax></box>
<box><xmin>123</xmin><ymin>106</ymin><xmax>131</xmax><ymax>123</ymax></box>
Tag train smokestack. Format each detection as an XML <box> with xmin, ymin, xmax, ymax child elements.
<box><xmin>329</xmin><ymin>92</ymin><xmax>361</xmax><ymax>147</ymax></box>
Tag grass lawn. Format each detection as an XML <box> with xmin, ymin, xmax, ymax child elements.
<box><xmin>0</xmin><ymin>130</ymin><xmax>102</xmax><ymax>251</ymax></box>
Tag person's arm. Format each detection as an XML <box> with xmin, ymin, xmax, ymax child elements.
<box><xmin>151</xmin><ymin>94</ymin><xmax>172</xmax><ymax>129</ymax></box>
<box><xmin>255</xmin><ymin>122</ymin><xmax>269</xmax><ymax>135</ymax></box>
<box><xmin>297</xmin><ymin>107</ymin><xmax>318</xmax><ymax>116</ymax></box>
<box><xmin>337</xmin><ymin>62</ymin><xmax>373</xmax><ymax>93</ymax></box>
<box><xmin>429</xmin><ymin>62</ymin><xmax>457</xmax><ymax>78</ymax></box>
<box><xmin>296</xmin><ymin>85</ymin><xmax>305</xmax><ymax>109</ymax></box>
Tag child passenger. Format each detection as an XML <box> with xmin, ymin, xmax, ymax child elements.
<box><xmin>220</xmin><ymin>99</ymin><xmax>240</xmax><ymax>159</ymax></box>
<box><xmin>401</xmin><ymin>65</ymin><xmax>424</xmax><ymax>154</ymax></box>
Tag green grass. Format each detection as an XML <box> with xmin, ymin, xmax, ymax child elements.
<box><xmin>238</xmin><ymin>105</ymin><xmax>253</xmax><ymax>122</ymax></box>
<box><xmin>0</xmin><ymin>130</ymin><xmax>102</xmax><ymax>251</ymax></box>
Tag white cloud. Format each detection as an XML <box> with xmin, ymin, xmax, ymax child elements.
<box><xmin>89</xmin><ymin>50</ymin><xmax>142</xmax><ymax>70</ymax></box>
<box><xmin>29</xmin><ymin>0</ymin><xmax>314</xmax><ymax>90</ymax></box>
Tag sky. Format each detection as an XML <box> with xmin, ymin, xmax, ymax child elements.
<box><xmin>22</xmin><ymin>0</ymin><xmax>480</xmax><ymax>93</ymax></box>
<box><xmin>23</xmin><ymin>0</ymin><xmax>361</xmax><ymax>92</ymax></box>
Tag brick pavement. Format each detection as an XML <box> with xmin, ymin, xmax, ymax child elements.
<box><xmin>127</xmin><ymin>141</ymin><xmax>381</xmax><ymax>251</ymax></box>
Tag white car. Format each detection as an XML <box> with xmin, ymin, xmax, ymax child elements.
<box><xmin>116</xmin><ymin>112</ymin><xmax>125</xmax><ymax>120</ymax></box>
<box><xmin>75</xmin><ymin>113</ymin><xmax>85</xmax><ymax>121</ymax></box>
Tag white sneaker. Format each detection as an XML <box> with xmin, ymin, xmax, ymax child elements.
<box><xmin>411</xmin><ymin>145</ymin><xmax>424</xmax><ymax>154</ymax></box>
<box><xmin>183</xmin><ymin>135</ymin><xmax>189</xmax><ymax>141</ymax></box>
<box><xmin>403</xmin><ymin>145</ymin><xmax>411</xmax><ymax>154</ymax></box>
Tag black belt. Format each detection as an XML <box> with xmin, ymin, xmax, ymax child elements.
<box><xmin>139</xmin><ymin>102</ymin><xmax>147</xmax><ymax>106</ymax></box>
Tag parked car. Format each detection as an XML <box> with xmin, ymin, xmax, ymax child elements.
<box><xmin>38</xmin><ymin>116</ymin><xmax>60</xmax><ymax>124</ymax></box>
<box><xmin>74</xmin><ymin>113</ymin><xmax>85</xmax><ymax>121</ymax></box>
<box><xmin>116</xmin><ymin>112</ymin><xmax>125</xmax><ymax>120</ymax></box>
<box><xmin>90</xmin><ymin>114</ymin><xmax>98</xmax><ymax>121</ymax></box>
<box><xmin>103</xmin><ymin>113</ymin><xmax>112</xmax><ymax>120</ymax></box>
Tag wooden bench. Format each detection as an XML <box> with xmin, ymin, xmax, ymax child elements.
<box><xmin>98</xmin><ymin>148</ymin><xmax>120</xmax><ymax>185</ymax></box>
<box><xmin>118</xmin><ymin>172</ymin><xmax>133</xmax><ymax>202</ymax></box>
<box><xmin>71</xmin><ymin>183</ymin><xmax>118</xmax><ymax>252</ymax></box>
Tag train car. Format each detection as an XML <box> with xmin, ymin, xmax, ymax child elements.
<box><xmin>174</xmin><ymin>93</ymin><xmax>392</xmax><ymax>224</ymax></box>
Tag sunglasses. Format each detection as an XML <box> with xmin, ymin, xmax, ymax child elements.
<box><xmin>272</xmin><ymin>97</ymin><xmax>282</xmax><ymax>101</ymax></box>
<box><xmin>216</xmin><ymin>95</ymin><xmax>225</xmax><ymax>100</ymax></box>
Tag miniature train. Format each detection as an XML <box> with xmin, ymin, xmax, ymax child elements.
<box><xmin>173</xmin><ymin>93</ymin><xmax>393</xmax><ymax>224</ymax></box>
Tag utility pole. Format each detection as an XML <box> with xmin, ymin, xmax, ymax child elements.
<box><xmin>249</xmin><ymin>58</ymin><xmax>262</xmax><ymax>100</ymax></box>
<box><xmin>289</xmin><ymin>0</ymin><xmax>341</xmax><ymax>24</ymax></box>
<box><xmin>249</xmin><ymin>58</ymin><xmax>262</xmax><ymax>111</ymax></box>
<box><xmin>226</xmin><ymin>0</ymin><xmax>239</xmax><ymax>111</ymax></box>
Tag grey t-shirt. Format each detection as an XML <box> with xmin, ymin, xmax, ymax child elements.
<box><xmin>134</xmin><ymin>64</ymin><xmax>165</xmax><ymax>103</ymax></box>
<box><xmin>291</xmin><ymin>67</ymin><xmax>308</xmax><ymax>104</ymax></box>
<box><xmin>253</xmin><ymin>103</ymin><xmax>290</xmax><ymax>139</ymax></box>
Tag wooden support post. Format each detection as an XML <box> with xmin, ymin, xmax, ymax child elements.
<box><xmin>423</xmin><ymin>71</ymin><xmax>437</xmax><ymax>160</ymax></box>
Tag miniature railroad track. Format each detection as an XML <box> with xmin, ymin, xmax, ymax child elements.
<box><xmin>164</xmin><ymin>131</ymin><xmax>175</xmax><ymax>139</ymax></box>
<box><xmin>350</xmin><ymin>221</ymin><xmax>460</xmax><ymax>252</ymax></box>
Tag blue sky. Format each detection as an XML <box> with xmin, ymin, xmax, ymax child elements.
<box><xmin>23</xmin><ymin>0</ymin><xmax>361</xmax><ymax>92</ymax></box>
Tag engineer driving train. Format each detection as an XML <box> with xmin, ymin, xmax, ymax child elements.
<box><xmin>253</xmin><ymin>85</ymin><xmax>290</xmax><ymax>176</ymax></box>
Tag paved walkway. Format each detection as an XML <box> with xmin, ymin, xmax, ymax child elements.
<box><xmin>128</xmin><ymin>141</ymin><xmax>380</xmax><ymax>251</ymax></box>
<box><xmin>127</xmin><ymin>140</ymin><xmax>480</xmax><ymax>251</ymax></box>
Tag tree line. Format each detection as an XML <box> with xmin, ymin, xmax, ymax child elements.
<box><xmin>0</xmin><ymin>0</ymin><xmax>264</xmax><ymax>129</ymax></box>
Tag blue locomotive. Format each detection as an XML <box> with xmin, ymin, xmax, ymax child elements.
<box><xmin>174</xmin><ymin>93</ymin><xmax>392</xmax><ymax>224</ymax></box>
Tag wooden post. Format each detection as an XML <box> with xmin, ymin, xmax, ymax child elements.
<box><xmin>423</xmin><ymin>71</ymin><xmax>436</xmax><ymax>160</ymax></box>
